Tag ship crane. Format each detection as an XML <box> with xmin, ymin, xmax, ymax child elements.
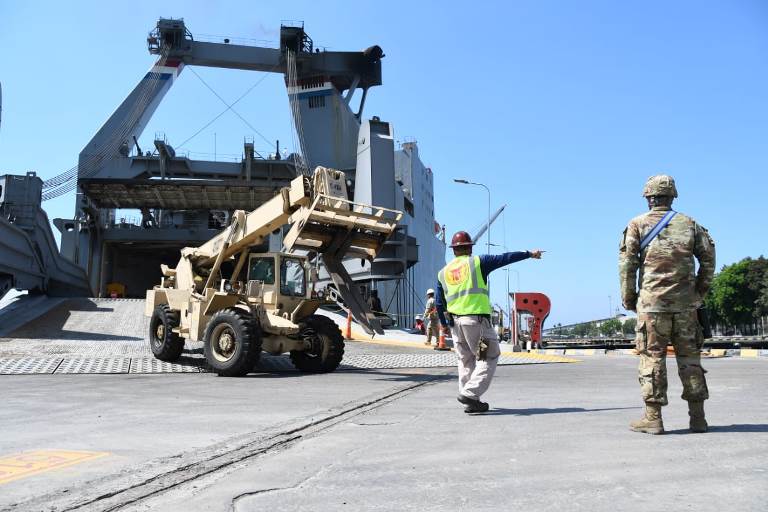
<box><xmin>1</xmin><ymin>19</ymin><xmax>411</xmax><ymax>306</ymax></box>
<box><xmin>43</xmin><ymin>18</ymin><xmax>400</xmax><ymax>298</ymax></box>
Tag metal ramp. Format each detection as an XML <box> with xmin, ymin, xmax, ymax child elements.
<box><xmin>0</xmin><ymin>173</ymin><xmax>90</xmax><ymax>300</ymax></box>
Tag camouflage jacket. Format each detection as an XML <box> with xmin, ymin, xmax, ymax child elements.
<box><xmin>619</xmin><ymin>206</ymin><xmax>715</xmax><ymax>313</ymax></box>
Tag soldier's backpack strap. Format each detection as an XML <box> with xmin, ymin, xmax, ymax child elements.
<box><xmin>639</xmin><ymin>210</ymin><xmax>677</xmax><ymax>251</ymax></box>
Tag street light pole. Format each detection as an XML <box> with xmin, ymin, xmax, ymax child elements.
<box><xmin>453</xmin><ymin>179</ymin><xmax>491</xmax><ymax>256</ymax></box>
<box><xmin>504</xmin><ymin>268</ymin><xmax>511</xmax><ymax>337</ymax></box>
<box><xmin>511</xmin><ymin>269</ymin><xmax>520</xmax><ymax>292</ymax></box>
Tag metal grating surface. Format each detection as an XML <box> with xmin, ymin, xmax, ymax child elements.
<box><xmin>0</xmin><ymin>352</ymin><xmax>571</xmax><ymax>376</ymax></box>
<box><xmin>55</xmin><ymin>358</ymin><xmax>131</xmax><ymax>374</ymax></box>
<box><xmin>0</xmin><ymin>358</ymin><xmax>62</xmax><ymax>375</ymax></box>
<box><xmin>252</xmin><ymin>353</ymin><xmax>569</xmax><ymax>372</ymax></box>
<box><xmin>340</xmin><ymin>353</ymin><xmax>456</xmax><ymax>369</ymax></box>
<box><xmin>129</xmin><ymin>357</ymin><xmax>202</xmax><ymax>373</ymax></box>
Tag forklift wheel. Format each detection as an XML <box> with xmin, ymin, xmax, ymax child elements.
<box><xmin>290</xmin><ymin>315</ymin><xmax>345</xmax><ymax>373</ymax></box>
<box><xmin>149</xmin><ymin>304</ymin><xmax>185</xmax><ymax>361</ymax></box>
<box><xmin>203</xmin><ymin>308</ymin><xmax>262</xmax><ymax>377</ymax></box>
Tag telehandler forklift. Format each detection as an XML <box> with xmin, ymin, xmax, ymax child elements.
<box><xmin>145</xmin><ymin>167</ymin><xmax>402</xmax><ymax>376</ymax></box>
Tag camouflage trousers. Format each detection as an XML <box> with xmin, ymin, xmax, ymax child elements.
<box><xmin>635</xmin><ymin>310</ymin><xmax>709</xmax><ymax>405</ymax></box>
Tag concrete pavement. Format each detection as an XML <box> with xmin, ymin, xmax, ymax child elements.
<box><xmin>2</xmin><ymin>356</ymin><xmax>766</xmax><ymax>511</ymax></box>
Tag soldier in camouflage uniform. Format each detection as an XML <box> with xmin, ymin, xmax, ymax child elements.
<box><xmin>619</xmin><ymin>175</ymin><xmax>716</xmax><ymax>435</ymax></box>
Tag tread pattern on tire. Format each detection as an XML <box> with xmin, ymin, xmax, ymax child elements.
<box><xmin>290</xmin><ymin>315</ymin><xmax>345</xmax><ymax>373</ymax></box>
<box><xmin>150</xmin><ymin>304</ymin><xmax>184</xmax><ymax>362</ymax></box>
<box><xmin>203</xmin><ymin>308</ymin><xmax>262</xmax><ymax>377</ymax></box>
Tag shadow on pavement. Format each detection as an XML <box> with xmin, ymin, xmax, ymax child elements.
<box><xmin>665</xmin><ymin>424</ymin><xmax>768</xmax><ymax>434</ymax></box>
<box><xmin>486</xmin><ymin>406</ymin><xmax>640</xmax><ymax>416</ymax></box>
<box><xmin>244</xmin><ymin>368</ymin><xmax>454</xmax><ymax>384</ymax></box>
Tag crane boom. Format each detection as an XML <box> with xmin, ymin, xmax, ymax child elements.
<box><xmin>185</xmin><ymin>175</ymin><xmax>310</xmax><ymax>265</ymax></box>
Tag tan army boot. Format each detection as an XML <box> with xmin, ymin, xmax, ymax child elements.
<box><xmin>688</xmin><ymin>401</ymin><xmax>708</xmax><ymax>433</ymax></box>
<box><xmin>629</xmin><ymin>403</ymin><xmax>665</xmax><ymax>435</ymax></box>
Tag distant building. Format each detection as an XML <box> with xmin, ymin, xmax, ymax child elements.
<box><xmin>543</xmin><ymin>313</ymin><xmax>636</xmax><ymax>337</ymax></box>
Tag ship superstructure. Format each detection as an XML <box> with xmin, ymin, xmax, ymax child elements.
<box><xmin>0</xmin><ymin>18</ymin><xmax>445</xmax><ymax>327</ymax></box>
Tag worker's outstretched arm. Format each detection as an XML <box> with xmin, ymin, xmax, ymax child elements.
<box><xmin>478</xmin><ymin>250</ymin><xmax>542</xmax><ymax>281</ymax></box>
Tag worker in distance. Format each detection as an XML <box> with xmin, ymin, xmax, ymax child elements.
<box><xmin>422</xmin><ymin>288</ymin><xmax>440</xmax><ymax>346</ymax></box>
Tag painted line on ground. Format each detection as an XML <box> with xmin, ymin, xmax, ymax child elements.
<box><xmin>0</xmin><ymin>450</ymin><xmax>108</xmax><ymax>485</ymax></box>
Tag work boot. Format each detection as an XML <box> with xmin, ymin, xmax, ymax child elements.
<box><xmin>457</xmin><ymin>394</ymin><xmax>489</xmax><ymax>414</ymax></box>
<box><xmin>464</xmin><ymin>401</ymin><xmax>490</xmax><ymax>414</ymax></box>
<box><xmin>629</xmin><ymin>403</ymin><xmax>664</xmax><ymax>435</ymax></box>
<box><xmin>688</xmin><ymin>401</ymin><xmax>708</xmax><ymax>433</ymax></box>
<box><xmin>424</xmin><ymin>340</ymin><xmax>432</xmax><ymax>346</ymax></box>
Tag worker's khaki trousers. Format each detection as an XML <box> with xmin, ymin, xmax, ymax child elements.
<box><xmin>426</xmin><ymin>318</ymin><xmax>440</xmax><ymax>345</ymax></box>
<box><xmin>450</xmin><ymin>315</ymin><xmax>501</xmax><ymax>400</ymax></box>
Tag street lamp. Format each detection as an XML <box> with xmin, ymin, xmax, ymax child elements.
<box><xmin>453</xmin><ymin>178</ymin><xmax>491</xmax><ymax>256</ymax></box>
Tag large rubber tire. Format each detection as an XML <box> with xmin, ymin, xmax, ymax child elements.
<box><xmin>203</xmin><ymin>308</ymin><xmax>262</xmax><ymax>377</ymax></box>
<box><xmin>290</xmin><ymin>315</ymin><xmax>345</xmax><ymax>373</ymax></box>
<box><xmin>149</xmin><ymin>304</ymin><xmax>185</xmax><ymax>361</ymax></box>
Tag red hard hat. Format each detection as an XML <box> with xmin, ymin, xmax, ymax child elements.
<box><xmin>450</xmin><ymin>231</ymin><xmax>474</xmax><ymax>248</ymax></box>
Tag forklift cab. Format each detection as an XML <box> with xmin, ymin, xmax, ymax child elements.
<box><xmin>246</xmin><ymin>253</ymin><xmax>309</xmax><ymax>309</ymax></box>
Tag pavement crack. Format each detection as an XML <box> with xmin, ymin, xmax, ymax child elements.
<box><xmin>11</xmin><ymin>374</ymin><xmax>446</xmax><ymax>512</ymax></box>
<box><xmin>229</xmin><ymin>464</ymin><xmax>333</xmax><ymax>510</ymax></box>
<box><xmin>229</xmin><ymin>488</ymin><xmax>284</xmax><ymax>509</ymax></box>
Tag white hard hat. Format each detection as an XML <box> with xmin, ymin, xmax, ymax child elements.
<box><xmin>426</xmin><ymin>288</ymin><xmax>435</xmax><ymax>295</ymax></box>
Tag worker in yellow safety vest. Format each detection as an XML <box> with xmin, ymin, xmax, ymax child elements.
<box><xmin>436</xmin><ymin>230</ymin><xmax>543</xmax><ymax>413</ymax></box>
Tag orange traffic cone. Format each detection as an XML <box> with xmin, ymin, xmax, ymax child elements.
<box><xmin>345</xmin><ymin>311</ymin><xmax>353</xmax><ymax>340</ymax></box>
<box><xmin>434</xmin><ymin>328</ymin><xmax>451</xmax><ymax>351</ymax></box>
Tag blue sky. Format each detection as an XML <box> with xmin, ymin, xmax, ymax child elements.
<box><xmin>1</xmin><ymin>1</ymin><xmax>766</xmax><ymax>325</ymax></box>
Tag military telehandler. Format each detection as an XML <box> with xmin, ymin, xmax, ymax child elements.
<box><xmin>145</xmin><ymin>167</ymin><xmax>402</xmax><ymax>376</ymax></box>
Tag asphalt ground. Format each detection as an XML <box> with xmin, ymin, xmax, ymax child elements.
<box><xmin>1</xmin><ymin>355</ymin><xmax>766</xmax><ymax>512</ymax></box>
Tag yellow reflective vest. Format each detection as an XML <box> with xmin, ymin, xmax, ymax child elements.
<box><xmin>438</xmin><ymin>255</ymin><xmax>491</xmax><ymax>315</ymax></box>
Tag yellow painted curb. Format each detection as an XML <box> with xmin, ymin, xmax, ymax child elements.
<box><xmin>740</xmin><ymin>348</ymin><xmax>759</xmax><ymax>358</ymax></box>
<box><xmin>505</xmin><ymin>353</ymin><xmax>579</xmax><ymax>363</ymax></box>
<box><xmin>348</xmin><ymin>331</ymin><xmax>442</xmax><ymax>351</ymax></box>
<box><xmin>348</xmin><ymin>331</ymin><xmax>577</xmax><ymax>363</ymax></box>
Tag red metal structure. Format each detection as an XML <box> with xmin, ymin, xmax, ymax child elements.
<box><xmin>512</xmin><ymin>292</ymin><xmax>551</xmax><ymax>345</ymax></box>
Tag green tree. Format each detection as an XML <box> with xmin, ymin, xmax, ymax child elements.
<box><xmin>622</xmin><ymin>317</ymin><xmax>637</xmax><ymax>335</ymax></box>
<box><xmin>757</xmin><ymin>272</ymin><xmax>768</xmax><ymax>317</ymax></box>
<box><xmin>586</xmin><ymin>322</ymin><xmax>599</xmax><ymax>337</ymax></box>
<box><xmin>572</xmin><ymin>323</ymin><xmax>589</xmax><ymax>337</ymax></box>
<box><xmin>600</xmin><ymin>318</ymin><xmax>622</xmax><ymax>337</ymax></box>
<box><xmin>746</xmin><ymin>257</ymin><xmax>768</xmax><ymax>317</ymax></box>
<box><xmin>705</xmin><ymin>257</ymin><xmax>766</xmax><ymax>330</ymax></box>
